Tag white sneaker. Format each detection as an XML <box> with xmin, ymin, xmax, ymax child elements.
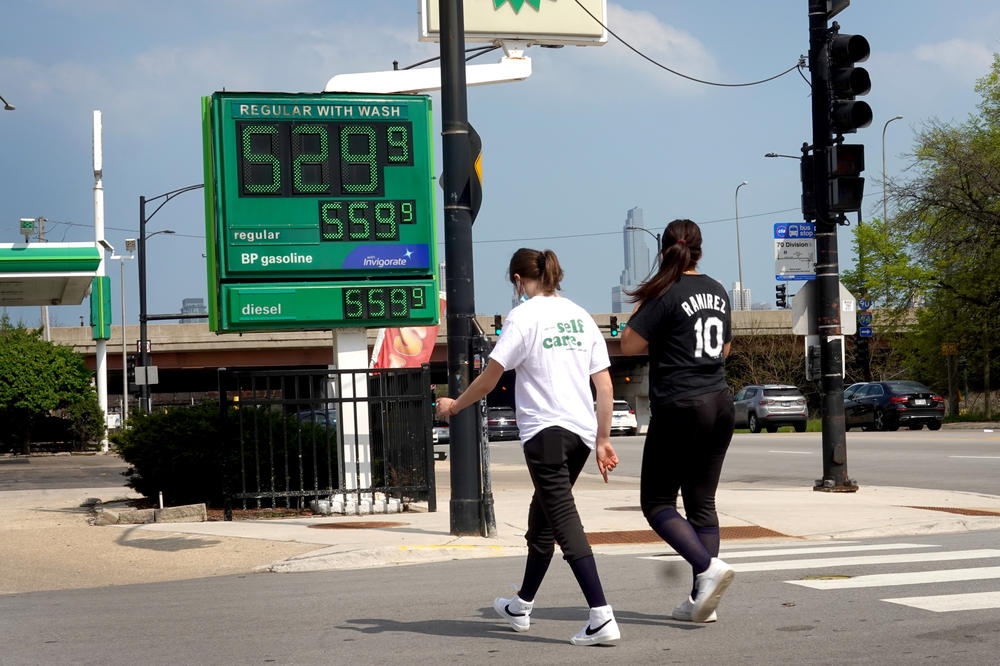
<box><xmin>494</xmin><ymin>594</ymin><xmax>533</xmax><ymax>632</ymax></box>
<box><xmin>570</xmin><ymin>605</ymin><xmax>620</xmax><ymax>646</ymax></box>
<box><xmin>672</xmin><ymin>596</ymin><xmax>718</xmax><ymax>622</ymax></box>
<box><xmin>691</xmin><ymin>557</ymin><xmax>734</xmax><ymax>623</ymax></box>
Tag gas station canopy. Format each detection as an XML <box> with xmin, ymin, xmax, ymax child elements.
<box><xmin>0</xmin><ymin>242</ymin><xmax>102</xmax><ymax>306</ymax></box>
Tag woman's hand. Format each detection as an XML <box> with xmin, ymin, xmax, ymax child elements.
<box><xmin>595</xmin><ymin>437</ymin><xmax>619</xmax><ymax>483</ymax></box>
<box><xmin>436</xmin><ymin>397</ymin><xmax>456</xmax><ymax>420</ymax></box>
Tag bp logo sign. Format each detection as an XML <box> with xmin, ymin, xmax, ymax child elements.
<box><xmin>495</xmin><ymin>0</ymin><xmax>542</xmax><ymax>11</ymax></box>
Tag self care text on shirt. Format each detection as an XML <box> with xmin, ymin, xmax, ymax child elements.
<box><xmin>542</xmin><ymin>319</ymin><xmax>586</xmax><ymax>349</ymax></box>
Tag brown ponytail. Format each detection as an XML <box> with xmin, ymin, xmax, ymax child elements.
<box><xmin>509</xmin><ymin>248</ymin><xmax>563</xmax><ymax>293</ymax></box>
<box><xmin>627</xmin><ymin>219</ymin><xmax>702</xmax><ymax>303</ymax></box>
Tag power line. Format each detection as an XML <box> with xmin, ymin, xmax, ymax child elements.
<box><xmin>38</xmin><ymin>190</ymin><xmax>885</xmax><ymax>247</ymax></box>
<box><xmin>573</xmin><ymin>0</ymin><xmax>803</xmax><ymax>88</ymax></box>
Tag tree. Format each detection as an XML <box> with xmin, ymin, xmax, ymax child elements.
<box><xmin>0</xmin><ymin>316</ymin><xmax>100</xmax><ymax>452</ymax></box>
<box><xmin>847</xmin><ymin>55</ymin><xmax>1000</xmax><ymax>417</ymax></box>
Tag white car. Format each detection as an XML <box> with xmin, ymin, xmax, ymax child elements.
<box><xmin>610</xmin><ymin>399</ymin><xmax>638</xmax><ymax>436</ymax></box>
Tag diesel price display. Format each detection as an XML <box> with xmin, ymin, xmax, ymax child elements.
<box><xmin>202</xmin><ymin>92</ymin><xmax>439</xmax><ymax>333</ymax></box>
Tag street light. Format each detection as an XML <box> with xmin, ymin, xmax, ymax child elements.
<box><xmin>108</xmin><ymin>240</ymin><xmax>136</xmax><ymax>426</ymax></box>
<box><xmin>764</xmin><ymin>152</ymin><xmax>800</xmax><ymax>160</ymax></box>
<box><xmin>138</xmin><ymin>185</ymin><xmax>202</xmax><ymax>412</ymax></box>
<box><xmin>734</xmin><ymin>181</ymin><xmax>749</xmax><ymax>310</ymax></box>
<box><xmin>137</xmin><ymin>224</ymin><xmax>178</xmax><ymax>412</ymax></box>
<box><xmin>882</xmin><ymin>115</ymin><xmax>904</xmax><ymax>223</ymax></box>
<box><xmin>0</xmin><ymin>94</ymin><xmax>14</xmax><ymax>111</ymax></box>
<box><xmin>624</xmin><ymin>225</ymin><xmax>661</xmax><ymax>267</ymax></box>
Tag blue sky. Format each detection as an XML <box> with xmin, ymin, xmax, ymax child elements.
<box><xmin>2</xmin><ymin>0</ymin><xmax>999</xmax><ymax>329</ymax></box>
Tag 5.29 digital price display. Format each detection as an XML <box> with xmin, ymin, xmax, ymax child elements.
<box><xmin>203</xmin><ymin>92</ymin><xmax>439</xmax><ymax>333</ymax></box>
<box><xmin>237</xmin><ymin>120</ymin><xmax>414</xmax><ymax>198</ymax></box>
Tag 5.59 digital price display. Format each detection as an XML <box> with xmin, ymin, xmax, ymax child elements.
<box><xmin>202</xmin><ymin>92</ymin><xmax>439</xmax><ymax>333</ymax></box>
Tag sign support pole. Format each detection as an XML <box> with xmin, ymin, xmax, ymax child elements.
<box><xmin>333</xmin><ymin>328</ymin><xmax>372</xmax><ymax>498</ymax></box>
<box><xmin>439</xmin><ymin>0</ymin><xmax>483</xmax><ymax>535</ymax></box>
<box><xmin>808</xmin><ymin>0</ymin><xmax>855</xmax><ymax>491</ymax></box>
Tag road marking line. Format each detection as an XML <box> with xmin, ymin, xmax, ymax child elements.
<box><xmin>726</xmin><ymin>549</ymin><xmax>1000</xmax><ymax>573</ymax></box>
<box><xmin>641</xmin><ymin>543</ymin><xmax>936</xmax><ymax>562</ymax></box>
<box><xmin>768</xmin><ymin>450</ymin><xmax>812</xmax><ymax>454</ymax></box>
<box><xmin>883</xmin><ymin>591</ymin><xmax>1000</xmax><ymax>612</ymax></box>
<box><xmin>948</xmin><ymin>455</ymin><xmax>1000</xmax><ymax>459</ymax></box>
<box><xmin>788</xmin><ymin>566</ymin><xmax>1000</xmax><ymax>589</ymax></box>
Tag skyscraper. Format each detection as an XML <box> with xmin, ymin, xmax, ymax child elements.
<box><xmin>611</xmin><ymin>207</ymin><xmax>652</xmax><ymax>312</ymax></box>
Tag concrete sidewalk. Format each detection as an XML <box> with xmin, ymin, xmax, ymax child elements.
<box><xmin>3</xmin><ymin>459</ymin><xmax>1000</xmax><ymax>595</ymax></box>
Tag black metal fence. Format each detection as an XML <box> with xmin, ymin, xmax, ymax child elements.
<box><xmin>218</xmin><ymin>365</ymin><xmax>435</xmax><ymax>519</ymax></box>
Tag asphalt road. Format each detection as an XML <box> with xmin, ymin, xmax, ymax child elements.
<box><xmin>488</xmin><ymin>429</ymin><xmax>1000</xmax><ymax>494</ymax></box>
<box><xmin>0</xmin><ymin>454</ymin><xmax>129</xmax><ymax>491</ymax></box>
<box><xmin>2</xmin><ymin>529</ymin><xmax>998</xmax><ymax>664</ymax></box>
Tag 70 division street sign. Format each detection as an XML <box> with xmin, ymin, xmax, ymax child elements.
<box><xmin>202</xmin><ymin>92</ymin><xmax>439</xmax><ymax>332</ymax></box>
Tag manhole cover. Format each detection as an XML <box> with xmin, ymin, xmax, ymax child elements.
<box><xmin>307</xmin><ymin>521</ymin><xmax>408</xmax><ymax>529</ymax></box>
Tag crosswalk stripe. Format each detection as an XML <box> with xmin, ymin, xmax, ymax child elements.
<box><xmin>639</xmin><ymin>543</ymin><xmax>936</xmax><ymax>562</ymax></box>
<box><xmin>729</xmin><ymin>549</ymin><xmax>1000</xmax><ymax>573</ymax></box>
<box><xmin>883</xmin><ymin>591</ymin><xmax>1000</xmax><ymax>612</ymax></box>
<box><xmin>787</xmin><ymin>566</ymin><xmax>1000</xmax><ymax>589</ymax></box>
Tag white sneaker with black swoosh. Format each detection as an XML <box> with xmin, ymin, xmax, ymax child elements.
<box><xmin>493</xmin><ymin>593</ymin><xmax>533</xmax><ymax>632</ymax></box>
<box><xmin>570</xmin><ymin>605</ymin><xmax>620</xmax><ymax>646</ymax></box>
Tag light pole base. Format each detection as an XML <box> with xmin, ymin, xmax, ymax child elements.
<box><xmin>813</xmin><ymin>478</ymin><xmax>859</xmax><ymax>492</ymax></box>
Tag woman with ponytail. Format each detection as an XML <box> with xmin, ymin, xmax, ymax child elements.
<box><xmin>436</xmin><ymin>247</ymin><xmax>621</xmax><ymax>646</ymax></box>
<box><xmin>620</xmin><ymin>219</ymin><xmax>736</xmax><ymax>624</ymax></box>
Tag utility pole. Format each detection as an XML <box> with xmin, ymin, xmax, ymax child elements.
<box><xmin>37</xmin><ymin>217</ymin><xmax>50</xmax><ymax>341</ymax></box>
<box><xmin>439</xmin><ymin>0</ymin><xmax>483</xmax><ymax>535</ymax></box>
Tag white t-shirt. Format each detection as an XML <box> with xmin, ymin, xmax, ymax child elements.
<box><xmin>488</xmin><ymin>294</ymin><xmax>610</xmax><ymax>449</ymax></box>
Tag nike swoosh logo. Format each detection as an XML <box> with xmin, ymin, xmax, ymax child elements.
<box><xmin>505</xmin><ymin>604</ymin><xmax>526</xmax><ymax>617</ymax></box>
<box><xmin>585</xmin><ymin>618</ymin><xmax>613</xmax><ymax>636</ymax></box>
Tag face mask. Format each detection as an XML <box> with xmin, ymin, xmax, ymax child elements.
<box><xmin>514</xmin><ymin>280</ymin><xmax>528</xmax><ymax>303</ymax></box>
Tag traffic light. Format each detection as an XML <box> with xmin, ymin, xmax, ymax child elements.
<box><xmin>828</xmin><ymin>30</ymin><xmax>872</xmax><ymax>134</ymax></box>
<box><xmin>775</xmin><ymin>284</ymin><xmax>788</xmax><ymax>309</ymax></box>
<box><xmin>493</xmin><ymin>314</ymin><xmax>502</xmax><ymax>335</ymax></box>
<box><xmin>828</xmin><ymin>143</ymin><xmax>865</xmax><ymax>212</ymax></box>
<box><xmin>609</xmin><ymin>316</ymin><xmax>619</xmax><ymax>337</ymax></box>
<box><xmin>126</xmin><ymin>354</ymin><xmax>136</xmax><ymax>391</ymax></box>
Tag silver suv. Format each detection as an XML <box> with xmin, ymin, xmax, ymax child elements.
<box><xmin>733</xmin><ymin>384</ymin><xmax>808</xmax><ymax>433</ymax></box>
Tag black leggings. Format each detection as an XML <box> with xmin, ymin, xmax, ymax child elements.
<box><xmin>640</xmin><ymin>388</ymin><xmax>735</xmax><ymax>528</ymax></box>
<box><xmin>523</xmin><ymin>426</ymin><xmax>593</xmax><ymax>563</ymax></box>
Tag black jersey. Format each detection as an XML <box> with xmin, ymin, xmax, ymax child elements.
<box><xmin>627</xmin><ymin>273</ymin><xmax>732</xmax><ymax>407</ymax></box>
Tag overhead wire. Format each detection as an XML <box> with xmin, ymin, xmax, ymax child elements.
<box><xmin>572</xmin><ymin>0</ymin><xmax>803</xmax><ymax>88</ymax></box>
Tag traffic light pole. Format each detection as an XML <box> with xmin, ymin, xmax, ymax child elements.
<box><xmin>808</xmin><ymin>0</ymin><xmax>856</xmax><ymax>492</ymax></box>
<box><xmin>439</xmin><ymin>0</ymin><xmax>484</xmax><ymax>535</ymax></box>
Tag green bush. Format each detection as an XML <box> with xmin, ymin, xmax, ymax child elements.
<box><xmin>65</xmin><ymin>396</ymin><xmax>106</xmax><ymax>450</ymax></box>
<box><xmin>112</xmin><ymin>402</ymin><xmax>338</xmax><ymax>508</ymax></box>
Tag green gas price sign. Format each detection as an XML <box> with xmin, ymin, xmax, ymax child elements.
<box><xmin>202</xmin><ymin>92</ymin><xmax>439</xmax><ymax>332</ymax></box>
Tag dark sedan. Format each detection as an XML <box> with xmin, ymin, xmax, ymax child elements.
<box><xmin>844</xmin><ymin>380</ymin><xmax>944</xmax><ymax>431</ymax></box>
<box><xmin>486</xmin><ymin>406</ymin><xmax>520</xmax><ymax>441</ymax></box>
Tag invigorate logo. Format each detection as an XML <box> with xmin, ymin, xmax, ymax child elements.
<box><xmin>342</xmin><ymin>244</ymin><xmax>430</xmax><ymax>270</ymax></box>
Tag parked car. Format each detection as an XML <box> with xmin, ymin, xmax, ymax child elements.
<box><xmin>433</xmin><ymin>419</ymin><xmax>450</xmax><ymax>444</ymax></box>
<box><xmin>486</xmin><ymin>406</ymin><xmax>519</xmax><ymax>441</ymax></box>
<box><xmin>610</xmin><ymin>399</ymin><xmax>638</xmax><ymax>436</ymax></box>
<box><xmin>296</xmin><ymin>407</ymin><xmax>337</xmax><ymax>430</ymax></box>
<box><xmin>844</xmin><ymin>380</ymin><xmax>944</xmax><ymax>431</ymax></box>
<box><xmin>432</xmin><ymin>419</ymin><xmax>449</xmax><ymax>460</ymax></box>
<box><xmin>843</xmin><ymin>382</ymin><xmax>868</xmax><ymax>402</ymax></box>
<box><xmin>733</xmin><ymin>384</ymin><xmax>808</xmax><ymax>433</ymax></box>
